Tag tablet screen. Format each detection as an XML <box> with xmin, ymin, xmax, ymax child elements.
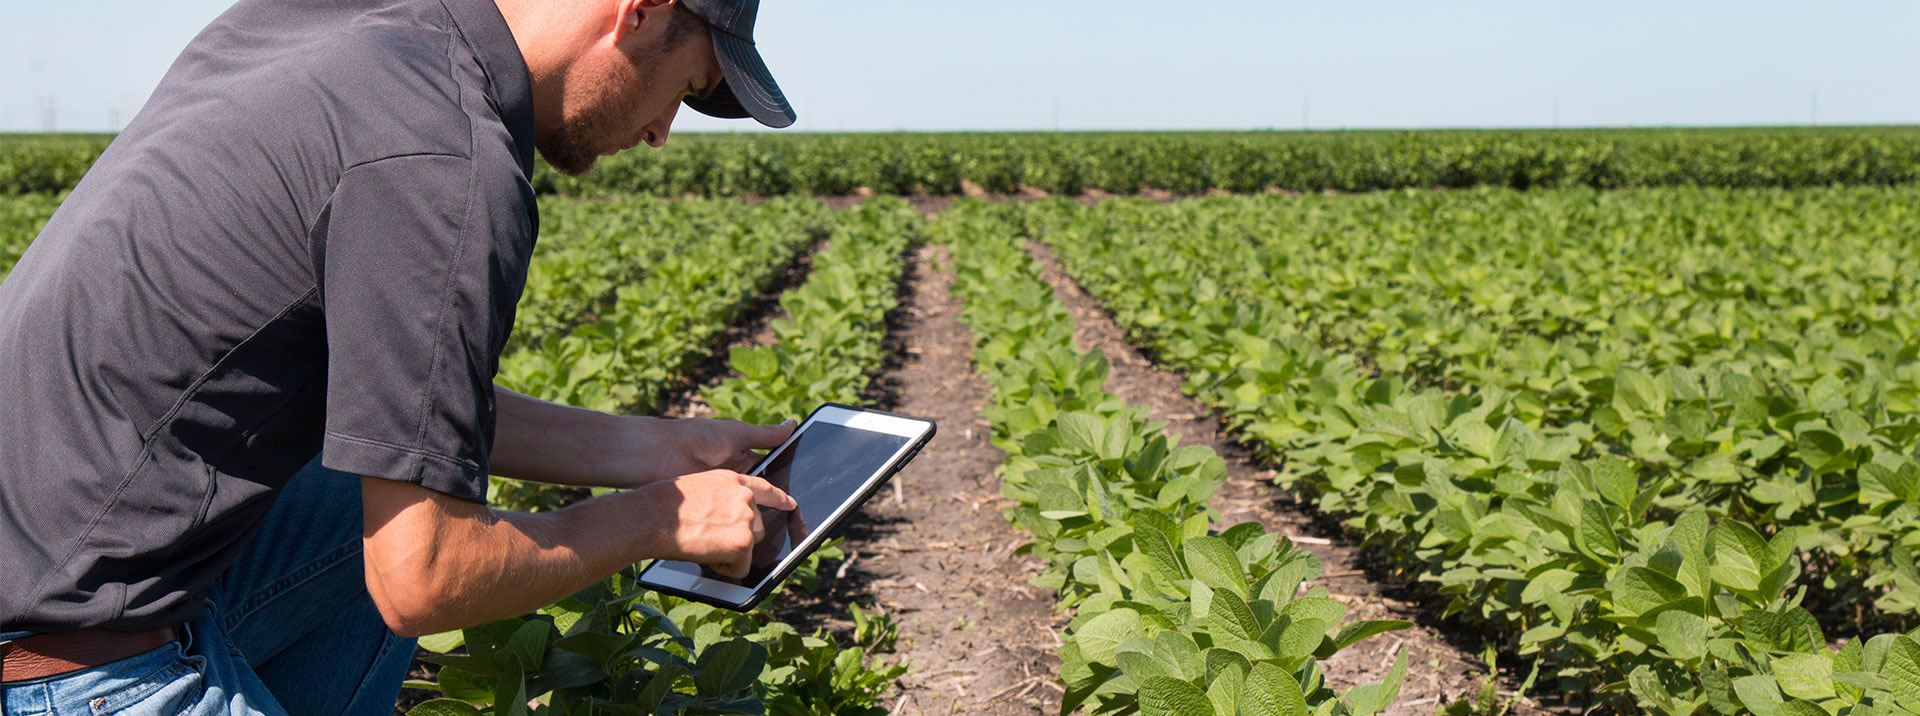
<box><xmin>654</xmin><ymin>422</ymin><xmax>910</xmax><ymax>587</ymax></box>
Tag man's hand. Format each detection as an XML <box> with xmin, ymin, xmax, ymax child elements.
<box><xmin>661</xmin><ymin>417</ymin><xmax>797</xmax><ymax>476</ymax></box>
<box><xmin>638</xmin><ymin>469</ymin><xmax>798</xmax><ymax>578</ymax></box>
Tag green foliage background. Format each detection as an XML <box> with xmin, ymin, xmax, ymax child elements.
<box><xmin>6</xmin><ymin>127</ymin><xmax>1920</xmax><ymax>197</ymax></box>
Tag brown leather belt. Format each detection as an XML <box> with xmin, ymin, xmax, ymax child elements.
<box><xmin>0</xmin><ymin>627</ymin><xmax>179</xmax><ymax>682</ymax></box>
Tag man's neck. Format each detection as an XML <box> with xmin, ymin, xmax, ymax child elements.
<box><xmin>492</xmin><ymin>0</ymin><xmax>582</xmax><ymax>132</ymax></box>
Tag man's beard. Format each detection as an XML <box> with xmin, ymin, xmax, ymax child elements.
<box><xmin>537</xmin><ymin>51</ymin><xmax>659</xmax><ymax>177</ymax></box>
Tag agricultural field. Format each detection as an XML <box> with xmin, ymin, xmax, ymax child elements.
<box><xmin>4</xmin><ymin>129</ymin><xmax>1919</xmax><ymax>716</ymax></box>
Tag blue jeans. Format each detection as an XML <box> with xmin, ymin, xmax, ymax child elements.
<box><xmin>2</xmin><ymin>458</ymin><xmax>417</xmax><ymax>715</ymax></box>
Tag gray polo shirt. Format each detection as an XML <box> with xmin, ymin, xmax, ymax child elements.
<box><xmin>0</xmin><ymin>0</ymin><xmax>538</xmax><ymax>638</ymax></box>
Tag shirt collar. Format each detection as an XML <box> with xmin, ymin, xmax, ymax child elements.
<box><xmin>439</xmin><ymin>0</ymin><xmax>536</xmax><ymax>176</ymax></box>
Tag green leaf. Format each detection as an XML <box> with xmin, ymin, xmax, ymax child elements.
<box><xmin>1207</xmin><ymin>662</ymin><xmax>1246</xmax><ymax>716</ymax></box>
<box><xmin>1100</xmin><ymin>413</ymin><xmax>1134</xmax><ymax>463</ymax></box>
<box><xmin>417</xmin><ymin>630</ymin><xmax>466</xmax><ymax>655</ymax></box>
<box><xmin>1885</xmin><ymin>636</ymin><xmax>1920</xmax><ymax>710</ymax></box>
<box><xmin>492</xmin><ymin>655</ymin><xmax>530</xmax><ymax>716</ymax></box>
<box><xmin>554</xmin><ymin>630</ymin><xmax>637</xmax><ymax>664</ymax></box>
<box><xmin>1773</xmin><ymin>653</ymin><xmax>1835</xmax><ymax>700</ymax></box>
<box><xmin>432</xmin><ymin>667</ymin><xmax>494</xmax><ymax>704</ymax></box>
<box><xmin>463</xmin><ymin>618</ymin><xmax>527</xmax><ymax>664</ymax></box>
<box><xmin>635</xmin><ymin>664</ymin><xmax>686</xmax><ymax>713</ymax></box>
<box><xmin>1579</xmin><ymin>500</ymin><xmax>1619</xmax><ymax>560</ymax></box>
<box><xmin>1060</xmin><ymin>663</ymin><xmax>1119</xmax><ymax>716</ymax></box>
<box><xmin>1611</xmin><ymin>566</ymin><xmax>1690</xmax><ymax>617</ymax></box>
<box><xmin>1777</xmin><ymin>701</ymin><xmax>1828</xmax><ymax>716</ymax></box>
<box><xmin>1281</xmin><ymin>597</ymin><xmax>1346</xmax><ymax>629</ymax></box>
<box><xmin>1322</xmin><ymin>620</ymin><xmax>1413</xmax><ymax>658</ymax></box>
<box><xmin>1257</xmin><ymin>554</ymin><xmax>1318</xmax><ymax>605</ymax></box>
<box><xmin>1618</xmin><ymin>368</ymin><xmax>1666</xmax><ymax>416</ymax></box>
<box><xmin>1345</xmin><ymin>647</ymin><xmax>1409</xmax><ymax>716</ymax></box>
<box><xmin>1835</xmin><ymin>639</ymin><xmax>1867</xmax><ymax>703</ymax></box>
<box><xmin>1206</xmin><ymin>588</ymin><xmax>1262</xmax><ymax>642</ymax></box>
<box><xmin>1710</xmin><ymin>520</ymin><xmax>1772</xmax><ymax>593</ymax></box>
<box><xmin>405</xmin><ymin>700</ymin><xmax>485</xmax><ymax>716</ymax></box>
<box><xmin>1154</xmin><ymin>630</ymin><xmax>1206</xmax><ymax>682</ymax></box>
<box><xmin>1241</xmin><ymin>661</ymin><xmax>1309</xmax><ymax>716</ymax></box>
<box><xmin>1139</xmin><ymin>675</ymin><xmax>1216</xmax><ymax>716</ymax></box>
<box><xmin>1592</xmin><ymin>455</ymin><xmax>1638</xmax><ymax>511</ymax></box>
<box><xmin>1118</xmin><ymin>638</ymin><xmax>1177</xmax><ymax>681</ymax></box>
<box><xmin>1628</xmin><ymin>666</ymin><xmax>1677</xmax><ymax>714</ymax></box>
<box><xmin>1744</xmin><ymin>608</ymin><xmax>1822</xmax><ymax>654</ymax></box>
<box><xmin>1205</xmin><ymin>648</ymin><xmax>1251</xmax><ymax>684</ymax></box>
<box><xmin>1656</xmin><ymin>611</ymin><xmax>1710</xmax><ymax>662</ymax></box>
<box><xmin>1076</xmin><ymin>608</ymin><xmax>1145</xmax><ymax>666</ymax></box>
<box><xmin>1267</xmin><ymin>617</ymin><xmax>1330</xmax><ymax>668</ymax></box>
<box><xmin>1732</xmin><ymin>675</ymin><xmax>1783</xmax><ymax>716</ymax></box>
<box><xmin>502</xmin><ymin>621</ymin><xmax>551</xmax><ymax>672</ymax></box>
<box><xmin>1191</xmin><ymin>577</ymin><xmax>1215</xmax><ymax>620</ymax></box>
<box><xmin>692</xmin><ymin>638</ymin><xmax>767</xmax><ymax>697</ymax></box>
<box><xmin>1135</xmin><ymin>518</ymin><xmax>1187</xmax><ymax>587</ymax></box>
<box><xmin>1057</xmin><ymin>412</ymin><xmax>1109</xmax><ymax>459</ymax></box>
<box><xmin>730</xmin><ymin>345</ymin><xmax>779</xmax><ymax>380</ymax></box>
<box><xmin>1831</xmin><ymin>671</ymin><xmax>1891</xmax><ymax>693</ymax></box>
<box><xmin>1184</xmin><ymin>535</ymin><xmax>1251</xmax><ymax>597</ymax></box>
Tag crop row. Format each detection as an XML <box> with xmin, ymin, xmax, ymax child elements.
<box><xmin>508</xmin><ymin>198</ymin><xmax>759</xmax><ymax>355</ymax></box>
<box><xmin>9</xmin><ymin>128</ymin><xmax>1920</xmax><ymax>197</ymax></box>
<box><xmin>1025</xmin><ymin>188</ymin><xmax>1920</xmax><ymax>713</ymax></box>
<box><xmin>1024</xmin><ymin>186</ymin><xmax>1920</xmax><ymax>619</ymax></box>
<box><xmin>700</xmin><ymin>198</ymin><xmax>919</xmax><ymax>424</ymax></box>
<box><xmin>0</xmin><ymin>193</ymin><xmax>62</xmax><ymax>281</ymax></box>
<box><xmin>409</xmin><ymin>200</ymin><xmax>923</xmax><ymax>715</ymax></box>
<box><xmin>940</xmin><ymin>200</ymin><xmax>1410</xmax><ymax>716</ymax></box>
<box><xmin>494</xmin><ymin>198</ymin><xmax>825</xmax><ymax>420</ymax></box>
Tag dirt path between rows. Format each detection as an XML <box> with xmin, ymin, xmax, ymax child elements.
<box><xmin>1025</xmin><ymin>241</ymin><xmax>1558</xmax><ymax>716</ymax></box>
<box><xmin>758</xmin><ymin>244</ymin><xmax>1064</xmax><ymax>715</ymax></box>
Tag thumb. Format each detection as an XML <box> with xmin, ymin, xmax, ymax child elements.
<box><xmin>746</xmin><ymin>418</ymin><xmax>797</xmax><ymax>448</ymax></box>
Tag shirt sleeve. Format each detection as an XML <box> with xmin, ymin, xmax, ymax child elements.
<box><xmin>315</xmin><ymin>153</ymin><xmax>533</xmax><ymax>503</ymax></box>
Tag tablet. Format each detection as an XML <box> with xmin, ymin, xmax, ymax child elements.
<box><xmin>637</xmin><ymin>403</ymin><xmax>936</xmax><ymax>610</ymax></box>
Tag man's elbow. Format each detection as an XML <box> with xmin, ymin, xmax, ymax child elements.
<box><xmin>361</xmin><ymin>475</ymin><xmax>469</xmax><ymax>638</ymax></box>
<box><xmin>366</xmin><ymin>561</ymin><xmax>447</xmax><ymax>638</ymax></box>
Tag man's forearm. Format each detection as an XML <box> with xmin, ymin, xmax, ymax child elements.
<box><xmin>363</xmin><ymin>479</ymin><xmax>675</xmax><ymax>637</ymax></box>
<box><xmin>489</xmin><ymin>385</ymin><xmax>676</xmax><ymax>488</ymax></box>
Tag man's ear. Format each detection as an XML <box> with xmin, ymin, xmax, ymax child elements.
<box><xmin>612</xmin><ymin>0</ymin><xmax>678</xmax><ymax>44</ymax></box>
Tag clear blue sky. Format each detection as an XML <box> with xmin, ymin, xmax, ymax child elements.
<box><xmin>4</xmin><ymin>1</ymin><xmax>1916</xmax><ymax>133</ymax></box>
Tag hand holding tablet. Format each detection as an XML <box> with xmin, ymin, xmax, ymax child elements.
<box><xmin>639</xmin><ymin>403</ymin><xmax>936</xmax><ymax>610</ymax></box>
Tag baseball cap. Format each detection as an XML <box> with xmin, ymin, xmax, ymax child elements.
<box><xmin>678</xmin><ymin>0</ymin><xmax>796</xmax><ymax>128</ymax></box>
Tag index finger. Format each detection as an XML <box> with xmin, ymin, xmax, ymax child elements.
<box><xmin>740</xmin><ymin>474</ymin><xmax>798</xmax><ymax>511</ymax></box>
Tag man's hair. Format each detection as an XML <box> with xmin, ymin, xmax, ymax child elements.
<box><xmin>663</xmin><ymin>3</ymin><xmax>707</xmax><ymax>51</ymax></box>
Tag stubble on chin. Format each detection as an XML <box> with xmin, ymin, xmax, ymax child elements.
<box><xmin>537</xmin><ymin>126</ymin><xmax>601</xmax><ymax>177</ymax></box>
<box><xmin>536</xmin><ymin>50</ymin><xmax>655</xmax><ymax>177</ymax></box>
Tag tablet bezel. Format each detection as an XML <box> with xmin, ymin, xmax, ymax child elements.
<box><xmin>636</xmin><ymin>403</ymin><xmax>935</xmax><ymax>610</ymax></box>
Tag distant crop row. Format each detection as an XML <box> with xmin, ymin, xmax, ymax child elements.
<box><xmin>6</xmin><ymin>127</ymin><xmax>1920</xmax><ymax>197</ymax></box>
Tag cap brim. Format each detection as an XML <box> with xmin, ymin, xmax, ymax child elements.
<box><xmin>683</xmin><ymin>29</ymin><xmax>795</xmax><ymax>128</ymax></box>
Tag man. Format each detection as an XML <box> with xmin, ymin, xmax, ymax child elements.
<box><xmin>0</xmin><ymin>0</ymin><xmax>798</xmax><ymax>711</ymax></box>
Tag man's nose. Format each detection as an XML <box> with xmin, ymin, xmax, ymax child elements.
<box><xmin>642</xmin><ymin>104</ymin><xmax>680</xmax><ymax>148</ymax></box>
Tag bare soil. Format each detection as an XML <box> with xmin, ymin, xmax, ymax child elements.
<box><xmin>769</xmin><ymin>245</ymin><xmax>1063</xmax><ymax>714</ymax></box>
